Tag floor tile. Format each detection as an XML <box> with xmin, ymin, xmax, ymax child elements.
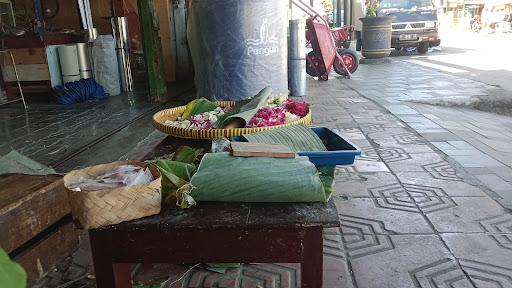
<box><xmin>424</xmin><ymin>197</ymin><xmax>512</xmax><ymax>233</ymax></box>
<box><xmin>386</xmin><ymin>153</ymin><xmax>445</xmax><ymax>172</ymax></box>
<box><xmin>475</xmin><ymin>174</ymin><xmax>512</xmax><ymax>192</ymax></box>
<box><xmin>336</xmin><ymin>198</ymin><xmax>434</xmax><ymax>234</ymax></box>
<box><xmin>441</xmin><ymin>233</ymin><xmax>512</xmax><ymax>287</ymax></box>
<box><xmin>352</xmin><ymin>159</ymin><xmax>390</xmax><ymax>173</ymax></box>
<box><xmin>396</xmin><ymin>172</ymin><xmax>488</xmax><ymax>197</ymax></box>
<box><xmin>334</xmin><ymin>172</ymin><xmax>399</xmax><ymax>198</ymax></box>
<box><xmin>348</xmin><ymin>235</ymin><xmax>473</xmax><ymax>288</ymax></box>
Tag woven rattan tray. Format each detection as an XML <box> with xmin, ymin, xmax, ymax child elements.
<box><xmin>152</xmin><ymin>101</ymin><xmax>312</xmax><ymax>139</ymax></box>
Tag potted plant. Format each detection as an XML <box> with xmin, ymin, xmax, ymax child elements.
<box><xmin>359</xmin><ymin>0</ymin><xmax>393</xmax><ymax>58</ymax></box>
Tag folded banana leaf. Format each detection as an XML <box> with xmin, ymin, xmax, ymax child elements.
<box><xmin>242</xmin><ymin>124</ymin><xmax>335</xmax><ymax>198</ymax></box>
<box><xmin>215</xmin><ymin>87</ymin><xmax>272</xmax><ymax>128</ymax></box>
<box><xmin>155</xmin><ymin>159</ymin><xmax>196</xmax><ymax>205</ymax></box>
<box><xmin>182</xmin><ymin>98</ymin><xmax>218</xmax><ymax>119</ymax></box>
<box><xmin>188</xmin><ymin>152</ymin><xmax>327</xmax><ymax>203</ymax></box>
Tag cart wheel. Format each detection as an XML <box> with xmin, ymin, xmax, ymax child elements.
<box><xmin>320</xmin><ymin>74</ymin><xmax>329</xmax><ymax>81</ymax></box>
<box><xmin>334</xmin><ymin>49</ymin><xmax>359</xmax><ymax>76</ymax></box>
<box><xmin>306</xmin><ymin>51</ymin><xmax>326</xmax><ymax>77</ymax></box>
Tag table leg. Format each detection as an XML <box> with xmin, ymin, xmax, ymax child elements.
<box><xmin>114</xmin><ymin>264</ymin><xmax>133</xmax><ymax>288</ymax></box>
<box><xmin>301</xmin><ymin>227</ymin><xmax>323</xmax><ymax>288</ymax></box>
<box><xmin>90</xmin><ymin>231</ymin><xmax>117</xmax><ymax>288</ymax></box>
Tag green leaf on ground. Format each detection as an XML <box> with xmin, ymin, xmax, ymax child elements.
<box><xmin>0</xmin><ymin>248</ymin><xmax>26</xmax><ymax>288</ymax></box>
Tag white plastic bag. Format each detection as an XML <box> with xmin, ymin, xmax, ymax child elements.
<box><xmin>92</xmin><ymin>35</ymin><xmax>121</xmax><ymax>96</ymax></box>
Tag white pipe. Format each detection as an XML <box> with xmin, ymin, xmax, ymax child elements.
<box><xmin>77</xmin><ymin>0</ymin><xmax>88</xmax><ymax>29</ymax></box>
<box><xmin>84</xmin><ymin>0</ymin><xmax>93</xmax><ymax>30</ymax></box>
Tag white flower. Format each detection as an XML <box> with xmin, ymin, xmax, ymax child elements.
<box><xmin>179</xmin><ymin>120</ymin><xmax>191</xmax><ymax>128</ymax></box>
<box><xmin>285</xmin><ymin>112</ymin><xmax>300</xmax><ymax>123</ymax></box>
<box><xmin>267</xmin><ymin>94</ymin><xmax>288</xmax><ymax>106</ymax></box>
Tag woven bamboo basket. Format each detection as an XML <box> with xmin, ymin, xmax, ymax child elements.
<box><xmin>152</xmin><ymin>101</ymin><xmax>313</xmax><ymax>139</ymax></box>
<box><xmin>64</xmin><ymin>161</ymin><xmax>162</xmax><ymax>229</ymax></box>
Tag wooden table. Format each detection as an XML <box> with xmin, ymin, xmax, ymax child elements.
<box><xmin>89</xmin><ymin>137</ymin><xmax>340</xmax><ymax>288</ymax></box>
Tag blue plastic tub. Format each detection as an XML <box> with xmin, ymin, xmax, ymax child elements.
<box><xmin>231</xmin><ymin>127</ymin><xmax>361</xmax><ymax>166</ymax></box>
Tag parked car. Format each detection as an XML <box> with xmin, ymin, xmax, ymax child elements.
<box><xmin>378</xmin><ymin>0</ymin><xmax>441</xmax><ymax>54</ymax></box>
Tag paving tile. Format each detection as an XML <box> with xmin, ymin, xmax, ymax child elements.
<box><xmin>348</xmin><ymin>235</ymin><xmax>473</xmax><ymax>288</ymax></box>
<box><xmin>374</xmin><ymin>139</ymin><xmax>436</xmax><ymax>153</ymax></box>
<box><xmin>384</xmin><ymin>104</ymin><xmax>420</xmax><ymax>115</ymax></box>
<box><xmin>431</xmin><ymin>141</ymin><xmax>481</xmax><ymax>156</ymax></box>
<box><xmin>183</xmin><ymin>263</ymin><xmax>300</xmax><ymax>288</ymax></box>
<box><xmin>386</xmin><ymin>153</ymin><xmax>445</xmax><ymax>172</ymax></box>
<box><xmin>323</xmin><ymin>228</ymin><xmax>355</xmax><ymax>288</ymax></box>
<box><xmin>450</xmin><ymin>155</ymin><xmax>505</xmax><ymax>168</ymax></box>
<box><xmin>475</xmin><ymin>174</ymin><xmax>512</xmax><ymax>192</ymax></box>
<box><xmin>421</xmin><ymin>132</ymin><xmax>461</xmax><ymax>142</ymax></box>
<box><xmin>396</xmin><ymin>172</ymin><xmax>487</xmax><ymax>197</ymax></box>
<box><xmin>178</xmin><ymin>229</ymin><xmax>355</xmax><ymax>288</ymax></box>
<box><xmin>336</xmin><ymin>198</ymin><xmax>434</xmax><ymax>234</ymax></box>
<box><xmin>334</xmin><ymin>172</ymin><xmax>399</xmax><ymax>198</ymax></box>
<box><xmin>359</xmin><ymin>123</ymin><xmax>405</xmax><ymax>134</ymax></box>
<box><xmin>351</xmin><ymin>159</ymin><xmax>390</xmax><ymax>173</ymax></box>
<box><xmin>441</xmin><ymin>234</ymin><xmax>512</xmax><ymax>287</ymax></box>
<box><xmin>417</xmin><ymin>128</ymin><xmax>451</xmax><ymax>134</ymax></box>
<box><xmin>364</xmin><ymin>128</ymin><xmax>413</xmax><ymax>139</ymax></box>
<box><xmin>334</xmin><ymin>128</ymin><xmax>366</xmax><ymax>140</ymax></box>
<box><xmin>489</xmin><ymin>166</ymin><xmax>512</xmax><ymax>182</ymax></box>
<box><xmin>423</xmin><ymin>197</ymin><xmax>512</xmax><ymax>233</ymax></box>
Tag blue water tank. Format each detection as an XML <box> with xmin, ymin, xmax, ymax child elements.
<box><xmin>188</xmin><ymin>0</ymin><xmax>288</xmax><ymax>101</ymax></box>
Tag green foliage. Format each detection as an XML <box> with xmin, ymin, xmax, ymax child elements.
<box><xmin>181</xmin><ymin>98</ymin><xmax>218</xmax><ymax>120</ymax></box>
<box><xmin>366</xmin><ymin>0</ymin><xmax>379</xmax><ymax>17</ymax></box>
<box><xmin>155</xmin><ymin>159</ymin><xmax>197</xmax><ymax>205</ymax></box>
<box><xmin>0</xmin><ymin>248</ymin><xmax>26</xmax><ymax>288</ymax></box>
<box><xmin>172</xmin><ymin>146</ymin><xmax>204</xmax><ymax>164</ymax></box>
<box><xmin>214</xmin><ymin>86</ymin><xmax>271</xmax><ymax>128</ymax></box>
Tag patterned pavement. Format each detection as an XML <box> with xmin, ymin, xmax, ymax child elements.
<box><xmin>344</xmin><ymin>60</ymin><xmax>512</xmax><ymax>209</ymax></box>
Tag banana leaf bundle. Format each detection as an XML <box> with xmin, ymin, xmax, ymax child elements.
<box><xmin>187</xmin><ymin>152</ymin><xmax>328</xmax><ymax>203</ymax></box>
<box><xmin>242</xmin><ymin>124</ymin><xmax>335</xmax><ymax>197</ymax></box>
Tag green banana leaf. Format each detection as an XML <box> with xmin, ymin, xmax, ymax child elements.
<box><xmin>155</xmin><ymin>159</ymin><xmax>197</xmax><ymax>204</ymax></box>
<box><xmin>242</xmin><ymin>124</ymin><xmax>327</xmax><ymax>151</ymax></box>
<box><xmin>215</xmin><ymin>87</ymin><xmax>272</xmax><ymax>128</ymax></box>
<box><xmin>0</xmin><ymin>248</ymin><xmax>26</xmax><ymax>288</ymax></box>
<box><xmin>242</xmin><ymin>125</ymin><xmax>335</xmax><ymax>198</ymax></box>
<box><xmin>188</xmin><ymin>152</ymin><xmax>327</xmax><ymax>203</ymax></box>
<box><xmin>181</xmin><ymin>98</ymin><xmax>218</xmax><ymax>119</ymax></box>
<box><xmin>172</xmin><ymin>146</ymin><xmax>204</xmax><ymax>164</ymax></box>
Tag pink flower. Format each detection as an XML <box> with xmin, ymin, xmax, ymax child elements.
<box><xmin>284</xmin><ymin>99</ymin><xmax>309</xmax><ymax>117</ymax></box>
<box><xmin>247</xmin><ymin>106</ymin><xmax>286</xmax><ymax>128</ymax></box>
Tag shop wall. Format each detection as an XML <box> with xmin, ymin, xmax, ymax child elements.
<box><xmin>11</xmin><ymin>0</ymin><xmax>175</xmax><ymax>82</ymax></box>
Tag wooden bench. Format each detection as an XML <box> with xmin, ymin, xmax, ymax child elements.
<box><xmin>89</xmin><ymin>137</ymin><xmax>340</xmax><ymax>287</ymax></box>
<box><xmin>0</xmin><ymin>174</ymin><xmax>79</xmax><ymax>285</ymax></box>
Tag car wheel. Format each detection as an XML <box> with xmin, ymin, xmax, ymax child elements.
<box><xmin>417</xmin><ymin>42</ymin><xmax>429</xmax><ymax>54</ymax></box>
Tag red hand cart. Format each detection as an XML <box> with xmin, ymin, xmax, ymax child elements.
<box><xmin>293</xmin><ymin>0</ymin><xmax>359</xmax><ymax>80</ymax></box>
